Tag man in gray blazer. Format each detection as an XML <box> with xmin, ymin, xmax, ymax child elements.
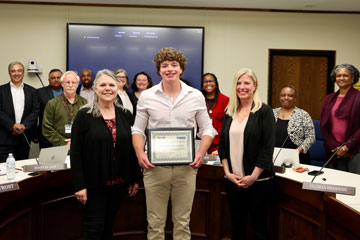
<box><xmin>0</xmin><ymin>61</ymin><xmax>39</xmax><ymax>162</ymax></box>
<box><xmin>36</xmin><ymin>69</ymin><xmax>63</xmax><ymax>149</ymax></box>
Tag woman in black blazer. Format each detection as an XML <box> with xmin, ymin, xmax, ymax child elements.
<box><xmin>218</xmin><ymin>68</ymin><xmax>275</xmax><ymax>240</ymax></box>
<box><xmin>70</xmin><ymin>69</ymin><xmax>140</xmax><ymax>240</ymax></box>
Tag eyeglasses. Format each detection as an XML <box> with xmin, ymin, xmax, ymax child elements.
<box><xmin>203</xmin><ymin>80</ymin><xmax>215</xmax><ymax>84</ymax></box>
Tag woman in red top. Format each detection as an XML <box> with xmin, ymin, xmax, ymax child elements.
<box><xmin>201</xmin><ymin>73</ymin><xmax>229</xmax><ymax>154</ymax></box>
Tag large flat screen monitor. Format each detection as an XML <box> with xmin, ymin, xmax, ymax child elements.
<box><xmin>67</xmin><ymin>23</ymin><xmax>204</xmax><ymax>90</ymax></box>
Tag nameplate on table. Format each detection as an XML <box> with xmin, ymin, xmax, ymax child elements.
<box><xmin>302</xmin><ymin>182</ymin><xmax>356</xmax><ymax>196</ymax></box>
<box><xmin>274</xmin><ymin>165</ymin><xmax>286</xmax><ymax>174</ymax></box>
<box><xmin>0</xmin><ymin>182</ymin><xmax>20</xmax><ymax>193</ymax></box>
<box><xmin>23</xmin><ymin>163</ymin><xmax>68</xmax><ymax>172</ymax></box>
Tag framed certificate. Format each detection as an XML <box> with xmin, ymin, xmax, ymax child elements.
<box><xmin>147</xmin><ymin>128</ymin><xmax>195</xmax><ymax>165</ymax></box>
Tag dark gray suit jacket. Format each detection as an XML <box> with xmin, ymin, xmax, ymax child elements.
<box><xmin>0</xmin><ymin>82</ymin><xmax>39</xmax><ymax>146</ymax></box>
<box><xmin>36</xmin><ymin>86</ymin><xmax>56</xmax><ymax>146</ymax></box>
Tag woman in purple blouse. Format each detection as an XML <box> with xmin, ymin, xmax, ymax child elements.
<box><xmin>320</xmin><ymin>64</ymin><xmax>360</xmax><ymax>174</ymax></box>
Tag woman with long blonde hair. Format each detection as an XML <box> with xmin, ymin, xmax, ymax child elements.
<box><xmin>218</xmin><ymin>68</ymin><xmax>275</xmax><ymax>239</ymax></box>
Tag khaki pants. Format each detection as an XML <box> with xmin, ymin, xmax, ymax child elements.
<box><xmin>143</xmin><ymin>165</ymin><xmax>198</xmax><ymax>240</ymax></box>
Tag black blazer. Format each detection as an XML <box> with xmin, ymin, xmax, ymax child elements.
<box><xmin>0</xmin><ymin>82</ymin><xmax>39</xmax><ymax>145</ymax></box>
<box><xmin>70</xmin><ymin>106</ymin><xmax>140</xmax><ymax>192</ymax></box>
<box><xmin>36</xmin><ymin>86</ymin><xmax>56</xmax><ymax>145</ymax></box>
<box><xmin>218</xmin><ymin>104</ymin><xmax>275</xmax><ymax>179</ymax></box>
<box><xmin>116</xmin><ymin>92</ymin><xmax>137</xmax><ymax>118</ymax></box>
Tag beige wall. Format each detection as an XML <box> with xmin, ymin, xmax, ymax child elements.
<box><xmin>1</xmin><ymin>3</ymin><xmax>360</xmax><ymax>101</ymax></box>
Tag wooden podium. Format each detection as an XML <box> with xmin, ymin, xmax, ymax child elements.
<box><xmin>0</xmin><ymin>165</ymin><xmax>359</xmax><ymax>240</ymax></box>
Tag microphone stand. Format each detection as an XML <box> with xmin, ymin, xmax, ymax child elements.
<box><xmin>311</xmin><ymin>140</ymin><xmax>352</xmax><ymax>183</ymax></box>
<box><xmin>273</xmin><ymin>135</ymin><xmax>289</xmax><ymax>174</ymax></box>
<box><xmin>16</xmin><ymin>128</ymin><xmax>40</xmax><ymax>176</ymax></box>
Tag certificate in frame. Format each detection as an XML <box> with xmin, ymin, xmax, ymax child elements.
<box><xmin>147</xmin><ymin>128</ymin><xmax>195</xmax><ymax>165</ymax></box>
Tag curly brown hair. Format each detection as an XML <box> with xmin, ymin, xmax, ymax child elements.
<box><xmin>153</xmin><ymin>48</ymin><xmax>188</xmax><ymax>75</ymax></box>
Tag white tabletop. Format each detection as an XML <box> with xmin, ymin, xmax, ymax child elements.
<box><xmin>276</xmin><ymin>164</ymin><xmax>360</xmax><ymax>213</ymax></box>
<box><xmin>0</xmin><ymin>159</ymin><xmax>38</xmax><ymax>184</ymax></box>
<box><xmin>2</xmin><ymin>159</ymin><xmax>359</xmax><ymax>213</ymax></box>
<box><xmin>205</xmin><ymin>157</ymin><xmax>360</xmax><ymax>213</ymax></box>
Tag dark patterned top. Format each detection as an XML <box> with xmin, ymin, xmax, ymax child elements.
<box><xmin>273</xmin><ymin>107</ymin><xmax>315</xmax><ymax>153</ymax></box>
<box><xmin>105</xmin><ymin>118</ymin><xmax>117</xmax><ymax>152</ymax></box>
<box><xmin>105</xmin><ymin>118</ymin><xmax>124</xmax><ymax>185</ymax></box>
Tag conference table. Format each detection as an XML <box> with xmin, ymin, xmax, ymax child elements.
<box><xmin>0</xmin><ymin>159</ymin><xmax>359</xmax><ymax>240</ymax></box>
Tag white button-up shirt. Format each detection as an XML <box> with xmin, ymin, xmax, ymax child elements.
<box><xmin>79</xmin><ymin>86</ymin><xmax>94</xmax><ymax>103</ymax></box>
<box><xmin>10</xmin><ymin>81</ymin><xmax>25</xmax><ymax>123</ymax></box>
<box><xmin>132</xmin><ymin>81</ymin><xmax>217</xmax><ymax>139</ymax></box>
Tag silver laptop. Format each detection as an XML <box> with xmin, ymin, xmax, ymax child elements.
<box><xmin>273</xmin><ymin>147</ymin><xmax>300</xmax><ymax>168</ymax></box>
<box><xmin>38</xmin><ymin>145</ymin><xmax>69</xmax><ymax>164</ymax></box>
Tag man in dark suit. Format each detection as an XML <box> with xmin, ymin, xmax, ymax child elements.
<box><xmin>36</xmin><ymin>69</ymin><xmax>63</xmax><ymax>149</ymax></box>
<box><xmin>0</xmin><ymin>61</ymin><xmax>40</xmax><ymax>162</ymax></box>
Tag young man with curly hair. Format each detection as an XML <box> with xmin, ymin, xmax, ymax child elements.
<box><xmin>132</xmin><ymin>48</ymin><xmax>216</xmax><ymax>240</ymax></box>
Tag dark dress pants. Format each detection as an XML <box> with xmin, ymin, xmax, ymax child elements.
<box><xmin>0</xmin><ymin>136</ymin><xmax>30</xmax><ymax>163</ymax></box>
<box><xmin>225</xmin><ymin>178</ymin><xmax>274</xmax><ymax>240</ymax></box>
<box><xmin>83</xmin><ymin>184</ymin><xmax>127</xmax><ymax>240</ymax></box>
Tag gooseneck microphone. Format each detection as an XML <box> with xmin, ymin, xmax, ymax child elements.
<box><xmin>311</xmin><ymin>139</ymin><xmax>354</xmax><ymax>183</ymax></box>
<box><xmin>16</xmin><ymin>128</ymin><xmax>40</xmax><ymax>176</ymax></box>
<box><xmin>273</xmin><ymin>135</ymin><xmax>289</xmax><ymax>163</ymax></box>
<box><xmin>16</xmin><ymin>128</ymin><xmax>32</xmax><ymax>150</ymax></box>
<box><xmin>273</xmin><ymin>135</ymin><xmax>289</xmax><ymax>173</ymax></box>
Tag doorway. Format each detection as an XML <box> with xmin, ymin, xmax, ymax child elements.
<box><xmin>268</xmin><ymin>49</ymin><xmax>335</xmax><ymax>120</ymax></box>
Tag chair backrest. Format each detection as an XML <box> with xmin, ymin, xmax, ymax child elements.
<box><xmin>309</xmin><ymin>120</ymin><xmax>327</xmax><ymax>166</ymax></box>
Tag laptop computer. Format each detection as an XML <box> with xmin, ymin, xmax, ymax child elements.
<box><xmin>38</xmin><ymin>145</ymin><xmax>69</xmax><ymax>164</ymax></box>
<box><xmin>273</xmin><ymin>147</ymin><xmax>300</xmax><ymax>168</ymax></box>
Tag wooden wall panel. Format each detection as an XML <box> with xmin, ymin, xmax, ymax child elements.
<box><xmin>0</xmin><ymin>209</ymin><xmax>33</xmax><ymax>240</ymax></box>
<box><xmin>325</xmin><ymin>197</ymin><xmax>360</xmax><ymax>240</ymax></box>
<box><xmin>42</xmin><ymin>196</ymin><xmax>83</xmax><ymax>240</ymax></box>
<box><xmin>1</xmin><ymin>166</ymin><xmax>359</xmax><ymax>240</ymax></box>
<box><xmin>115</xmin><ymin>188</ymin><xmax>147</xmax><ymax>239</ymax></box>
<box><xmin>269</xmin><ymin>50</ymin><xmax>335</xmax><ymax>120</ymax></box>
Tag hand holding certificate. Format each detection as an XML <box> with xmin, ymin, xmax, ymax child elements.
<box><xmin>147</xmin><ymin>128</ymin><xmax>195</xmax><ymax>165</ymax></box>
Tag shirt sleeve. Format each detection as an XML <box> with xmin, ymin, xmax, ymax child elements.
<box><xmin>255</xmin><ymin>105</ymin><xmax>275</xmax><ymax>170</ymax></box>
<box><xmin>298</xmin><ymin>110</ymin><xmax>315</xmax><ymax>153</ymax></box>
<box><xmin>70</xmin><ymin>110</ymin><xmax>86</xmax><ymax>192</ymax></box>
<box><xmin>42</xmin><ymin>101</ymin><xmax>66</xmax><ymax>146</ymax></box>
<box><xmin>131</xmin><ymin>94</ymin><xmax>149</xmax><ymax>137</ymax></box>
<box><xmin>196</xmin><ymin>94</ymin><xmax>217</xmax><ymax>138</ymax></box>
<box><xmin>22</xmin><ymin>88</ymin><xmax>40</xmax><ymax>130</ymax></box>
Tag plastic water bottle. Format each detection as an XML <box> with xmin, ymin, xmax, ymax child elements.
<box><xmin>6</xmin><ymin>153</ymin><xmax>16</xmax><ymax>181</ymax></box>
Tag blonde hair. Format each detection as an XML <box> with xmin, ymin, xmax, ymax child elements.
<box><xmin>226</xmin><ymin>68</ymin><xmax>262</xmax><ymax>117</ymax></box>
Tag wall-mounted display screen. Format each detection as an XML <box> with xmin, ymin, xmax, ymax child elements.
<box><xmin>67</xmin><ymin>23</ymin><xmax>204</xmax><ymax>89</ymax></box>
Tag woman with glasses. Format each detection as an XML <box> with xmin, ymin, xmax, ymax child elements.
<box><xmin>201</xmin><ymin>73</ymin><xmax>229</xmax><ymax>154</ymax></box>
<box><xmin>114</xmin><ymin>69</ymin><xmax>137</xmax><ymax>115</ymax></box>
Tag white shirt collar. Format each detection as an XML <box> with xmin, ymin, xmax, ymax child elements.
<box><xmin>10</xmin><ymin>81</ymin><xmax>24</xmax><ymax>89</ymax></box>
<box><xmin>154</xmin><ymin>80</ymin><xmax>194</xmax><ymax>94</ymax></box>
<box><xmin>80</xmin><ymin>85</ymin><xmax>94</xmax><ymax>92</ymax></box>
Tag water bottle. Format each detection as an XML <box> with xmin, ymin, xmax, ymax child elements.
<box><xmin>6</xmin><ymin>153</ymin><xmax>16</xmax><ymax>181</ymax></box>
